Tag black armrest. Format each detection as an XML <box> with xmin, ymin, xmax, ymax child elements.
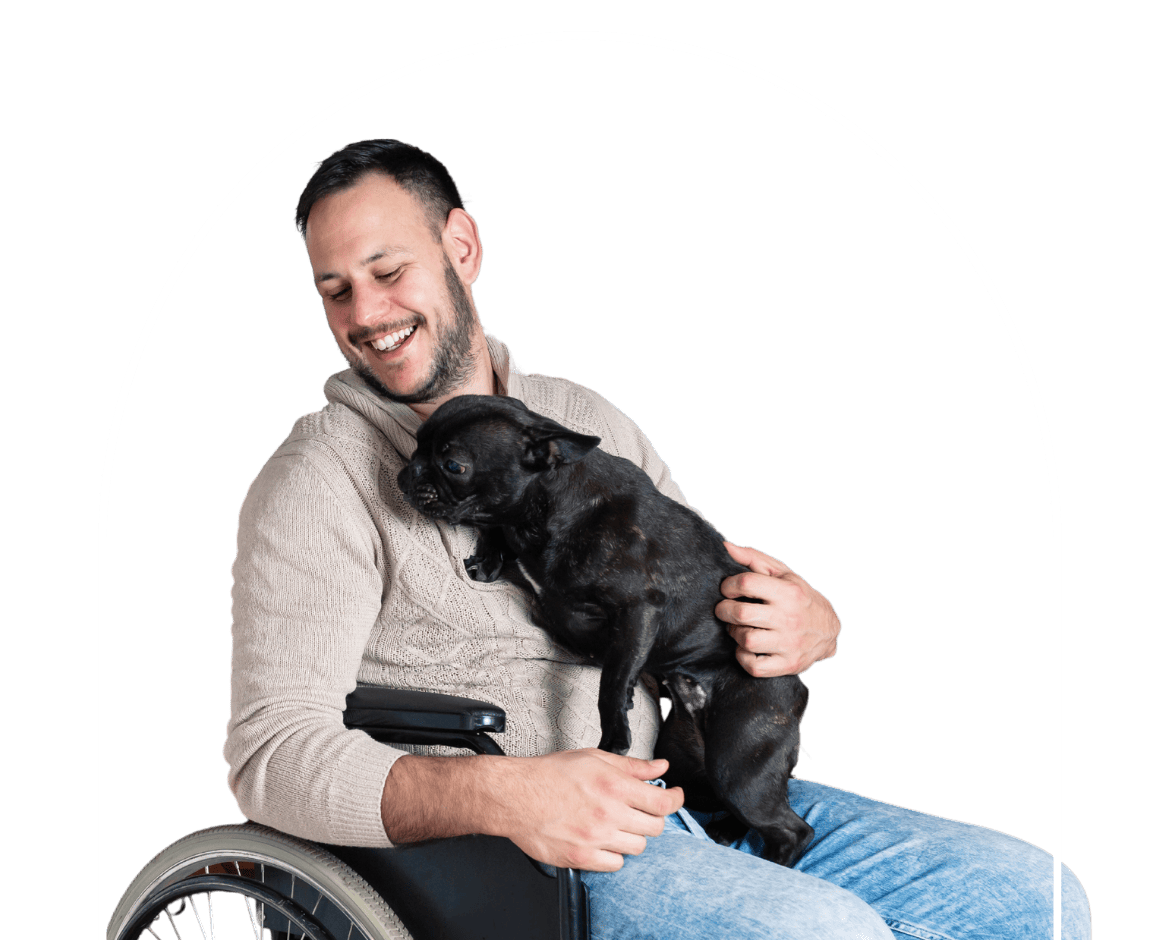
<box><xmin>339</xmin><ymin>685</ymin><xmax>589</xmax><ymax>937</ymax></box>
<box><xmin>343</xmin><ymin>686</ymin><xmax>506</xmax><ymax>755</ymax></box>
<box><xmin>343</xmin><ymin>686</ymin><xmax>506</xmax><ymax>732</ymax></box>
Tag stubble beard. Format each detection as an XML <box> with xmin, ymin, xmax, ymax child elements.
<box><xmin>350</xmin><ymin>254</ymin><xmax>481</xmax><ymax>406</ymax></box>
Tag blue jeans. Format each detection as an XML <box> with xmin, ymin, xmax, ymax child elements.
<box><xmin>578</xmin><ymin>779</ymin><xmax>1090</xmax><ymax>940</ymax></box>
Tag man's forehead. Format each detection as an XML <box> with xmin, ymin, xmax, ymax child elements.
<box><xmin>306</xmin><ymin>174</ymin><xmax>429</xmax><ymax>240</ymax></box>
<box><xmin>305</xmin><ymin>173</ymin><xmax>433</xmax><ymax>274</ymax></box>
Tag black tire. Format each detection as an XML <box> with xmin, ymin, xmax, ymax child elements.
<box><xmin>108</xmin><ymin>822</ymin><xmax>412</xmax><ymax>940</ymax></box>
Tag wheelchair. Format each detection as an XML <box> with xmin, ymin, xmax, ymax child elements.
<box><xmin>108</xmin><ymin>687</ymin><xmax>589</xmax><ymax>940</ymax></box>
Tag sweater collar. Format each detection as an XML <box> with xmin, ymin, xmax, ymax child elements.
<box><xmin>323</xmin><ymin>335</ymin><xmax>524</xmax><ymax>456</ymax></box>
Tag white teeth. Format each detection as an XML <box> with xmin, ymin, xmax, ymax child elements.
<box><xmin>370</xmin><ymin>326</ymin><xmax>415</xmax><ymax>351</ymax></box>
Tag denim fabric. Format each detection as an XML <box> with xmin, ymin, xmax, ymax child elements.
<box><xmin>578</xmin><ymin>779</ymin><xmax>1091</xmax><ymax>940</ymax></box>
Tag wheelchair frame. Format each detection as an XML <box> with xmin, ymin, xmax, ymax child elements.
<box><xmin>108</xmin><ymin>686</ymin><xmax>589</xmax><ymax>940</ymax></box>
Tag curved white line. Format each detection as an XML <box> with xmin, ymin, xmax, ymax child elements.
<box><xmin>97</xmin><ymin>29</ymin><xmax>1062</xmax><ymax>928</ymax></box>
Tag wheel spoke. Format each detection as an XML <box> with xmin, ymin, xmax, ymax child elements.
<box><xmin>245</xmin><ymin>895</ymin><xmax>262</xmax><ymax>940</ymax></box>
<box><xmin>258</xmin><ymin>863</ymin><xmax>266</xmax><ymax>937</ymax></box>
<box><xmin>164</xmin><ymin>902</ymin><xmax>187</xmax><ymax>940</ymax></box>
<box><xmin>188</xmin><ymin>892</ymin><xmax>210</xmax><ymax>939</ymax></box>
<box><xmin>232</xmin><ymin>866</ymin><xmax>262</xmax><ymax>940</ymax></box>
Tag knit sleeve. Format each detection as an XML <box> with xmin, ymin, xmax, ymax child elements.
<box><xmin>225</xmin><ymin>446</ymin><xmax>403</xmax><ymax>847</ymax></box>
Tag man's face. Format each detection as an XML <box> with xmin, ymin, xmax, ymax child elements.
<box><xmin>305</xmin><ymin>173</ymin><xmax>480</xmax><ymax>405</ymax></box>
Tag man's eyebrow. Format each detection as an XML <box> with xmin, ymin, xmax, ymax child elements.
<box><xmin>314</xmin><ymin>246</ymin><xmax>410</xmax><ymax>283</ymax></box>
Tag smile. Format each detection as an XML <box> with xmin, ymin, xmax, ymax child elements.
<box><xmin>370</xmin><ymin>325</ymin><xmax>416</xmax><ymax>352</ymax></box>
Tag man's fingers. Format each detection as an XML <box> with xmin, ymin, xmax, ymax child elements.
<box><xmin>728</xmin><ymin>615</ymin><xmax>830</xmax><ymax>672</ymax></box>
<box><xmin>575</xmin><ymin>820</ymin><xmax>665</xmax><ymax>870</ymax></box>
<box><xmin>727</xmin><ymin>621</ymin><xmax>777</xmax><ymax>651</ymax></box>
<box><xmin>724</xmin><ymin>541</ymin><xmax>790</xmax><ymax>577</ymax></box>
<box><xmin>735</xmin><ymin>647</ymin><xmax>801</xmax><ymax>677</ymax></box>
<box><xmin>720</xmin><ymin>571</ymin><xmax>805</xmax><ymax>607</ymax></box>
<box><xmin>636</xmin><ymin>783</ymin><xmax>683</xmax><ymax>820</ymax></box>
<box><xmin>578</xmin><ymin>751</ymin><xmax>683</xmax><ymax>817</ymax></box>
<box><xmin>719</xmin><ymin>571</ymin><xmax>773</xmax><ymax>603</ymax></box>
<box><xmin>717</xmin><ymin>596</ymin><xmax>770</xmax><ymax>627</ymax></box>
<box><xmin>576</xmin><ymin>849</ymin><xmax>630</xmax><ymax>872</ymax></box>
<box><xmin>595</xmin><ymin>753</ymin><xmax>669</xmax><ymax>780</ymax></box>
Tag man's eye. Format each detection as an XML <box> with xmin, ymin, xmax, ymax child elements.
<box><xmin>444</xmin><ymin>459</ymin><xmax>466</xmax><ymax>474</ymax></box>
<box><xmin>376</xmin><ymin>268</ymin><xmax>402</xmax><ymax>282</ymax></box>
<box><xmin>327</xmin><ymin>287</ymin><xmax>350</xmax><ymax>302</ymax></box>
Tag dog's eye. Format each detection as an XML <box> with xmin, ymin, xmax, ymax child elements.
<box><xmin>444</xmin><ymin>459</ymin><xmax>466</xmax><ymax>474</ymax></box>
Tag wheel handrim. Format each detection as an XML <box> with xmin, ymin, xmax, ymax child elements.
<box><xmin>123</xmin><ymin>871</ymin><xmax>368</xmax><ymax>940</ymax></box>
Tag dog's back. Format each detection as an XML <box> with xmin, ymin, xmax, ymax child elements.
<box><xmin>528</xmin><ymin>445</ymin><xmax>746</xmax><ymax>674</ymax></box>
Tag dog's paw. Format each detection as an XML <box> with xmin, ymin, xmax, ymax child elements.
<box><xmin>703</xmin><ymin>813</ymin><xmax>749</xmax><ymax>847</ymax></box>
<box><xmin>464</xmin><ymin>553</ymin><xmax>504</xmax><ymax>583</ymax></box>
<box><xmin>598</xmin><ymin>727</ymin><xmax>633</xmax><ymax>756</ymax></box>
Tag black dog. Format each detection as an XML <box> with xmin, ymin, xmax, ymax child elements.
<box><xmin>398</xmin><ymin>394</ymin><xmax>813</xmax><ymax>865</ymax></box>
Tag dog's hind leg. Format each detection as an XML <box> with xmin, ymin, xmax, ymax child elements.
<box><xmin>654</xmin><ymin>675</ymin><xmax>752</xmax><ymax>846</ymax></box>
<box><xmin>705</xmin><ymin>674</ymin><xmax>814</xmax><ymax>866</ymax></box>
<box><xmin>654</xmin><ymin>677</ymin><xmax>718</xmax><ymax>811</ymax></box>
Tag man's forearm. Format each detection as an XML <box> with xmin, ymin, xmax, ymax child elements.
<box><xmin>380</xmin><ymin>753</ymin><xmax>510</xmax><ymax>843</ymax></box>
<box><xmin>379</xmin><ymin>750</ymin><xmax>684</xmax><ymax>871</ymax></box>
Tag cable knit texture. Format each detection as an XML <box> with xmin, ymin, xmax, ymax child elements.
<box><xmin>226</xmin><ymin>337</ymin><xmax>686</xmax><ymax>846</ymax></box>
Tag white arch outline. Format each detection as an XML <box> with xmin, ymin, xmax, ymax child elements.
<box><xmin>97</xmin><ymin>31</ymin><xmax>1062</xmax><ymax>937</ymax></box>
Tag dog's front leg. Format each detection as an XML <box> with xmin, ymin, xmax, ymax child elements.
<box><xmin>464</xmin><ymin>528</ymin><xmax>512</xmax><ymax>583</ymax></box>
<box><xmin>596</xmin><ymin>605</ymin><xmax>660</xmax><ymax>755</ymax></box>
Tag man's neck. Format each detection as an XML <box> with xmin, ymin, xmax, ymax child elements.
<box><xmin>407</xmin><ymin>341</ymin><xmax>497</xmax><ymax>421</ymax></box>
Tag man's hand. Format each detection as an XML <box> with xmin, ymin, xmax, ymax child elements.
<box><xmin>716</xmin><ymin>541</ymin><xmax>839</xmax><ymax>677</ymax></box>
<box><xmin>381</xmin><ymin>750</ymin><xmax>682</xmax><ymax>872</ymax></box>
<box><xmin>497</xmin><ymin>750</ymin><xmax>682</xmax><ymax>871</ymax></box>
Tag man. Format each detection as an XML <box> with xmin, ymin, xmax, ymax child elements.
<box><xmin>226</xmin><ymin>139</ymin><xmax>1089</xmax><ymax>939</ymax></box>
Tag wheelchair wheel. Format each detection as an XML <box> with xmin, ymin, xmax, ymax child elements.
<box><xmin>108</xmin><ymin>822</ymin><xmax>412</xmax><ymax>940</ymax></box>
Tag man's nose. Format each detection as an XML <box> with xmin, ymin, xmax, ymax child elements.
<box><xmin>351</xmin><ymin>285</ymin><xmax>390</xmax><ymax>328</ymax></box>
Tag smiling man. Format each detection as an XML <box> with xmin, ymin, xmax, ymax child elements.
<box><xmin>225</xmin><ymin>139</ymin><xmax>1089</xmax><ymax>940</ymax></box>
<box><xmin>306</xmin><ymin>171</ymin><xmax>493</xmax><ymax>415</ymax></box>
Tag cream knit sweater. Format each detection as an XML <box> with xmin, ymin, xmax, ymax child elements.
<box><xmin>225</xmin><ymin>338</ymin><xmax>686</xmax><ymax>847</ymax></box>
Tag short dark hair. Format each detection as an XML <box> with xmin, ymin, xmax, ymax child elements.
<box><xmin>295</xmin><ymin>139</ymin><xmax>463</xmax><ymax>239</ymax></box>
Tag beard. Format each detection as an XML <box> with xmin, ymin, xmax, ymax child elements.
<box><xmin>350</xmin><ymin>253</ymin><xmax>480</xmax><ymax>406</ymax></box>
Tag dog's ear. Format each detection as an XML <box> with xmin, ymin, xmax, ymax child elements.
<box><xmin>521</xmin><ymin>416</ymin><xmax>601</xmax><ymax>470</ymax></box>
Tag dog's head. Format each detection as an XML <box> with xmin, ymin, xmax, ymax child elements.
<box><xmin>398</xmin><ymin>395</ymin><xmax>601</xmax><ymax>525</ymax></box>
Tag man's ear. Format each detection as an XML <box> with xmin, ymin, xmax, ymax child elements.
<box><xmin>521</xmin><ymin>421</ymin><xmax>601</xmax><ymax>471</ymax></box>
<box><xmin>442</xmin><ymin>207</ymin><xmax>482</xmax><ymax>285</ymax></box>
